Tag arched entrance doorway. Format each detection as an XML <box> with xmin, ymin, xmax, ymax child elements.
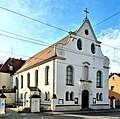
<box><xmin>82</xmin><ymin>90</ymin><xmax>89</xmax><ymax>109</ymax></box>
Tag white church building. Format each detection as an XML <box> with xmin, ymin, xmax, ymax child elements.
<box><xmin>14</xmin><ymin>17</ymin><xmax>110</xmax><ymax>111</ymax></box>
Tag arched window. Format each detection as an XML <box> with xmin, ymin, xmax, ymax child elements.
<box><xmin>96</xmin><ymin>71</ymin><xmax>102</xmax><ymax>88</ymax></box>
<box><xmin>27</xmin><ymin>73</ymin><xmax>30</xmax><ymax>87</ymax></box>
<box><xmin>44</xmin><ymin>92</ymin><xmax>50</xmax><ymax>101</ymax></box>
<box><xmin>66</xmin><ymin>66</ymin><xmax>73</xmax><ymax>85</ymax></box>
<box><xmin>16</xmin><ymin>77</ymin><xmax>18</xmax><ymax>89</ymax></box>
<box><xmin>47</xmin><ymin>92</ymin><xmax>50</xmax><ymax>101</ymax></box>
<box><xmin>100</xmin><ymin>93</ymin><xmax>103</xmax><ymax>101</ymax></box>
<box><xmin>66</xmin><ymin>91</ymin><xmax>69</xmax><ymax>101</ymax></box>
<box><xmin>70</xmin><ymin>92</ymin><xmax>74</xmax><ymax>101</ymax></box>
<box><xmin>91</xmin><ymin>43</ymin><xmax>95</xmax><ymax>54</ymax></box>
<box><xmin>45</xmin><ymin>66</ymin><xmax>49</xmax><ymax>85</ymax></box>
<box><xmin>96</xmin><ymin>93</ymin><xmax>99</xmax><ymax>101</ymax></box>
<box><xmin>45</xmin><ymin>92</ymin><xmax>47</xmax><ymax>100</ymax></box>
<box><xmin>77</xmin><ymin>39</ymin><xmax>82</xmax><ymax>50</ymax></box>
<box><xmin>84</xmin><ymin>66</ymin><xmax>89</xmax><ymax>80</ymax></box>
<box><xmin>35</xmin><ymin>70</ymin><xmax>38</xmax><ymax>87</ymax></box>
<box><xmin>21</xmin><ymin>75</ymin><xmax>23</xmax><ymax>88</ymax></box>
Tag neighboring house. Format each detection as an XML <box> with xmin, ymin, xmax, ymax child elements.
<box><xmin>14</xmin><ymin>17</ymin><xmax>110</xmax><ymax>111</ymax></box>
<box><xmin>109</xmin><ymin>73</ymin><xmax>120</xmax><ymax>108</ymax></box>
<box><xmin>0</xmin><ymin>58</ymin><xmax>25</xmax><ymax>106</ymax></box>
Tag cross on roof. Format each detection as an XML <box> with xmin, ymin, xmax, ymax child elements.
<box><xmin>84</xmin><ymin>8</ymin><xmax>89</xmax><ymax>18</ymax></box>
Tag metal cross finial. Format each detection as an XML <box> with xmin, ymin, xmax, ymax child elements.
<box><xmin>84</xmin><ymin>8</ymin><xmax>89</xmax><ymax>18</ymax></box>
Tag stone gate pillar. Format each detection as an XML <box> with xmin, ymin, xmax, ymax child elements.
<box><xmin>0</xmin><ymin>94</ymin><xmax>7</xmax><ymax>114</ymax></box>
<box><xmin>30</xmin><ymin>94</ymin><xmax>41</xmax><ymax>113</ymax></box>
<box><xmin>51</xmin><ymin>94</ymin><xmax>57</xmax><ymax>111</ymax></box>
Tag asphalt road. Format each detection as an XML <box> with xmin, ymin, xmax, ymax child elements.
<box><xmin>0</xmin><ymin>108</ymin><xmax>120</xmax><ymax>119</ymax></box>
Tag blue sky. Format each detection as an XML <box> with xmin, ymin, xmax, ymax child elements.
<box><xmin>0</xmin><ymin>0</ymin><xmax>120</xmax><ymax>73</ymax></box>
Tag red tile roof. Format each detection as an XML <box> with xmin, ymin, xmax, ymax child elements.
<box><xmin>0</xmin><ymin>64</ymin><xmax>3</xmax><ymax>68</ymax></box>
<box><xmin>17</xmin><ymin>18</ymin><xmax>96</xmax><ymax>73</ymax></box>
<box><xmin>0</xmin><ymin>58</ymin><xmax>26</xmax><ymax>75</ymax></box>
<box><xmin>109</xmin><ymin>73</ymin><xmax>120</xmax><ymax>78</ymax></box>
<box><xmin>17</xmin><ymin>35</ymin><xmax>70</xmax><ymax>72</ymax></box>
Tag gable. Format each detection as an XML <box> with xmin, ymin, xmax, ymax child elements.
<box><xmin>109</xmin><ymin>73</ymin><xmax>120</xmax><ymax>88</ymax></box>
<box><xmin>0</xmin><ymin>58</ymin><xmax>25</xmax><ymax>75</ymax></box>
<box><xmin>76</xmin><ymin>18</ymin><xmax>100</xmax><ymax>44</ymax></box>
<box><xmin>109</xmin><ymin>73</ymin><xmax>120</xmax><ymax>80</ymax></box>
<box><xmin>17</xmin><ymin>18</ymin><xmax>107</xmax><ymax>73</ymax></box>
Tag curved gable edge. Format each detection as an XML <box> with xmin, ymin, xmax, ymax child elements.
<box><xmin>76</xmin><ymin>18</ymin><xmax>101</xmax><ymax>44</ymax></box>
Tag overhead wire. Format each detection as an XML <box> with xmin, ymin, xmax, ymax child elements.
<box><xmin>0</xmin><ymin>30</ymin><xmax>119</xmax><ymax>64</ymax></box>
<box><xmin>1</xmin><ymin>32</ymin><xmax>120</xmax><ymax>67</ymax></box>
<box><xmin>0</xmin><ymin>32</ymin><xmax>106</xmax><ymax>60</ymax></box>
<box><xmin>0</xmin><ymin>7</ymin><xmax>120</xmax><ymax>65</ymax></box>
<box><xmin>0</xmin><ymin>33</ymin><xmax>48</xmax><ymax>47</ymax></box>
<box><xmin>0</xmin><ymin>7</ymin><xmax>68</xmax><ymax>33</ymax></box>
<box><xmin>0</xmin><ymin>29</ymin><xmax>50</xmax><ymax>45</ymax></box>
<box><xmin>0</xmin><ymin>7</ymin><xmax>120</xmax><ymax>88</ymax></box>
<box><xmin>93</xmin><ymin>11</ymin><xmax>120</xmax><ymax>27</ymax></box>
<box><xmin>0</xmin><ymin>50</ymin><xmax>29</xmax><ymax>58</ymax></box>
<box><xmin>0</xmin><ymin>6</ymin><xmax>120</xmax><ymax>51</ymax></box>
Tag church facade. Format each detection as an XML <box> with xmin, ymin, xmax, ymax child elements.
<box><xmin>14</xmin><ymin>17</ymin><xmax>110</xmax><ymax>111</ymax></box>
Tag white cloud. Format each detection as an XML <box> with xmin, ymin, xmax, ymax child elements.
<box><xmin>98</xmin><ymin>27</ymin><xmax>120</xmax><ymax>73</ymax></box>
<box><xmin>0</xmin><ymin>0</ymin><xmax>60</xmax><ymax>62</ymax></box>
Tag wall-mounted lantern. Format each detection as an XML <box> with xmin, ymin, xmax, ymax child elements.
<box><xmin>93</xmin><ymin>98</ymin><xmax>96</xmax><ymax>104</ymax></box>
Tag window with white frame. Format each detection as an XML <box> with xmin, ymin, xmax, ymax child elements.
<box><xmin>100</xmin><ymin>93</ymin><xmax>103</xmax><ymax>101</ymax></box>
<box><xmin>44</xmin><ymin>92</ymin><xmax>50</xmax><ymax>101</ymax></box>
<box><xmin>27</xmin><ymin>73</ymin><xmax>30</xmax><ymax>87</ymax></box>
<box><xmin>77</xmin><ymin>39</ymin><xmax>82</xmax><ymax>50</ymax></box>
<box><xmin>45</xmin><ymin>66</ymin><xmax>50</xmax><ymax>85</ymax></box>
<box><xmin>66</xmin><ymin>66</ymin><xmax>73</xmax><ymax>85</ymax></box>
<box><xmin>84</xmin><ymin>65</ymin><xmax>89</xmax><ymax>80</ymax></box>
<box><xmin>96</xmin><ymin>93</ymin><xmax>103</xmax><ymax>101</ymax></box>
<box><xmin>96</xmin><ymin>70</ymin><xmax>102</xmax><ymax>88</ymax></box>
<box><xmin>66</xmin><ymin>91</ymin><xmax>69</xmax><ymax>101</ymax></box>
<box><xmin>70</xmin><ymin>92</ymin><xmax>74</xmax><ymax>101</ymax></box>
<box><xmin>66</xmin><ymin>91</ymin><xmax>74</xmax><ymax>101</ymax></box>
<box><xmin>16</xmin><ymin>77</ymin><xmax>18</xmax><ymax>89</ymax></box>
<box><xmin>35</xmin><ymin>70</ymin><xmax>38</xmax><ymax>87</ymax></box>
<box><xmin>21</xmin><ymin>75</ymin><xmax>23</xmax><ymax>88</ymax></box>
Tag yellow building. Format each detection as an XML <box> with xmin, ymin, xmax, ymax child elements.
<box><xmin>109</xmin><ymin>73</ymin><xmax>120</xmax><ymax>108</ymax></box>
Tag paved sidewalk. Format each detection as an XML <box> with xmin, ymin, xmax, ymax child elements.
<box><xmin>0</xmin><ymin>108</ymin><xmax>120</xmax><ymax>117</ymax></box>
<box><xmin>0</xmin><ymin>108</ymin><xmax>120</xmax><ymax>119</ymax></box>
<box><xmin>4</xmin><ymin>107</ymin><xmax>120</xmax><ymax>115</ymax></box>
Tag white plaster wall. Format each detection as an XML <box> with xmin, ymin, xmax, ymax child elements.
<box><xmin>0</xmin><ymin>73</ymin><xmax>11</xmax><ymax>89</ymax></box>
<box><xmin>15</xmin><ymin>19</ymin><xmax>110</xmax><ymax>110</ymax></box>
<box><xmin>55</xmin><ymin>20</ymin><xmax>109</xmax><ymax>109</ymax></box>
<box><xmin>4</xmin><ymin>93</ymin><xmax>16</xmax><ymax>105</ymax></box>
<box><xmin>17</xmin><ymin>60</ymin><xmax>54</xmax><ymax>107</ymax></box>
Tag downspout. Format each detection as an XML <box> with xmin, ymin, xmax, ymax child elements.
<box><xmin>52</xmin><ymin>45</ymin><xmax>57</xmax><ymax>99</ymax></box>
<box><xmin>52</xmin><ymin>58</ymin><xmax>57</xmax><ymax>99</ymax></box>
<box><xmin>53</xmin><ymin>59</ymin><xmax>55</xmax><ymax>96</ymax></box>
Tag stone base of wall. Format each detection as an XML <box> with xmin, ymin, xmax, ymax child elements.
<box><xmin>41</xmin><ymin>103</ymin><xmax>110</xmax><ymax>111</ymax></box>
<box><xmin>90</xmin><ymin>104</ymin><xmax>110</xmax><ymax>109</ymax></box>
<box><xmin>41</xmin><ymin>103</ymin><xmax>51</xmax><ymax>111</ymax></box>
<box><xmin>55</xmin><ymin>105</ymin><xmax>80</xmax><ymax>111</ymax></box>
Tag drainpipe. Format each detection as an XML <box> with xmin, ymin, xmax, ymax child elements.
<box><xmin>52</xmin><ymin>59</ymin><xmax>57</xmax><ymax>99</ymax></box>
<box><xmin>53</xmin><ymin>59</ymin><xmax>55</xmax><ymax>96</ymax></box>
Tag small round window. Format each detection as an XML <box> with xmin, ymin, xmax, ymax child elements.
<box><xmin>85</xmin><ymin>29</ymin><xmax>89</xmax><ymax>35</ymax></box>
<box><xmin>77</xmin><ymin>39</ymin><xmax>82</xmax><ymax>50</ymax></box>
<box><xmin>91</xmin><ymin>43</ymin><xmax>95</xmax><ymax>54</ymax></box>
